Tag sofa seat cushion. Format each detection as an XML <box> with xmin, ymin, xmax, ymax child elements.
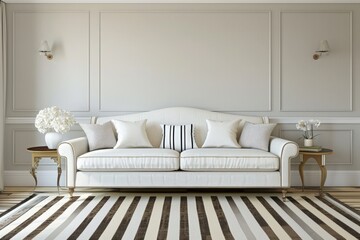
<box><xmin>77</xmin><ymin>149</ymin><xmax>179</xmax><ymax>171</ymax></box>
<box><xmin>180</xmin><ymin>148</ymin><xmax>279</xmax><ymax>171</ymax></box>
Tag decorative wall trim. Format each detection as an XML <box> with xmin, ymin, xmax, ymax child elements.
<box><xmin>4</xmin><ymin>170</ymin><xmax>66</xmax><ymax>187</ymax></box>
<box><xmin>98</xmin><ymin>10</ymin><xmax>272</xmax><ymax>112</ymax></box>
<box><xmin>11</xmin><ymin>128</ymin><xmax>84</xmax><ymax>165</ymax></box>
<box><xmin>4</xmin><ymin>0</ymin><xmax>360</xmax><ymax>3</ymax></box>
<box><xmin>290</xmin><ymin>170</ymin><xmax>360</xmax><ymax>187</ymax></box>
<box><xmin>6</xmin><ymin>117</ymin><xmax>35</xmax><ymax>124</ymax></box>
<box><xmin>268</xmin><ymin>11</ymin><xmax>272</xmax><ymax>112</ymax></box>
<box><xmin>6</xmin><ymin>117</ymin><xmax>91</xmax><ymax>124</ymax></box>
<box><xmin>279</xmin><ymin>11</ymin><xmax>353</xmax><ymax>112</ymax></box>
<box><xmin>12</xmin><ymin>129</ymin><xmax>36</xmax><ymax>165</ymax></box>
<box><xmin>12</xmin><ymin>11</ymin><xmax>91</xmax><ymax>113</ymax></box>
<box><xmin>7</xmin><ymin>116</ymin><xmax>360</xmax><ymax>125</ymax></box>
<box><xmin>3</xmin><ymin>170</ymin><xmax>359</xmax><ymax>187</ymax></box>
<box><xmin>280</xmin><ymin>129</ymin><xmax>353</xmax><ymax>165</ymax></box>
<box><xmin>270</xmin><ymin>117</ymin><xmax>360</xmax><ymax>124</ymax></box>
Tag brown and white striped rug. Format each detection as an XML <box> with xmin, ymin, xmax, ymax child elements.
<box><xmin>0</xmin><ymin>192</ymin><xmax>359</xmax><ymax>239</ymax></box>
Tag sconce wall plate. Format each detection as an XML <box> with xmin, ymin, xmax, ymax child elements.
<box><xmin>313</xmin><ymin>53</ymin><xmax>320</xmax><ymax>60</ymax></box>
<box><xmin>45</xmin><ymin>52</ymin><xmax>53</xmax><ymax>60</ymax></box>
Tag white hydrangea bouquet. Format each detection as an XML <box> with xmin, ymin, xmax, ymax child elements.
<box><xmin>35</xmin><ymin>106</ymin><xmax>76</xmax><ymax>134</ymax></box>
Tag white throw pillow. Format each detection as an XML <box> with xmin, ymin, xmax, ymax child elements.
<box><xmin>112</xmin><ymin>119</ymin><xmax>153</xmax><ymax>148</ymax></box>
<box><xmin>202</xmin><ymin>119</ymin><xmax>241</xmax><ymax>148</ymax></box>
<box><xmin>239</xmin><ymin>122</ymin><xmax>276</xmax><ymax>151</ymax></box>
<box><xmin>160</xmin><ymin>124</ymin><xmax>198</xmax><ymax>152</ymax></box>
<box><xmin>80</xmin><ymin>122</ymin><xmax>116</xmax><ymax>151</ymax></box>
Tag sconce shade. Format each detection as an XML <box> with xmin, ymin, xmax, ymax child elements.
<box><xmin>39</xmin><ymin>40</ymin><xmax>50</xmax><ymax>53</ymax></box>
<box><xmin>39</xmin><ymin>40</ymin><xmax>53</xmax><ymax>60</ymax></box>
<box><xmin>317</xmin><ymin>40</ymin><xmax>330</xmax><ymax>53</ymax></box>
<box><xmin>313</xmin><ymin>40</ymin><xmax>330</xmax><ymax>60</ymax></box>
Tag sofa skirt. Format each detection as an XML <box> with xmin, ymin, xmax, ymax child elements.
<box><xmin>74</xmin><ymin>171</ymin><xmax>282</xmax><ymax>188</ymax></box>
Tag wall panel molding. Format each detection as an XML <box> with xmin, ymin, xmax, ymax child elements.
<box><xmin>8</xmin><ymin>116</ymin><xmax>360</xmax><ymax>124</ymax></box>
<box><xmin>280</xmin><ymin>129</ymin><xmax>353</xmax><ymax>165</ymax></box>
<box><xmin>271</xmin><ymin>117</ymin><xmax>360</xmax><ymax>124</ymax></box>
<box><xmin>99</xmin><ymin>10</ymin><xmax>272</xmax><ymax>112</ymax></box>
<box><xmin>11</xmin><ymin>129</ymin><xmax>68</xmax><ymax>166</ymax></box>
<box><xmin>6</xmin><ymin>117</ymin><xmax>91</xmax><ymax>124</ymax></box>
<box><xmin>4</xmin><ymin>170</ymin><xmax>66</xmax><ymax>187</ymax></box>
<box><xmin>12</xmin><ymin>11</ymin><xmax>91</xmax><ymax>113</ymax></box>
<box><xmin>290</xmin><ymin>170</ymin><xmax>360</xmax><ymax>186</ymax></box>
<box><xmin>11</xmin><ymin>128</ymin><xmax>84</xmax><ymax>166</ymax></box>
<box><xmin>12</xmin><ymin>129</ymin><xmax>35</xmax><ymax>165</ymax></box>
<box><xmin>279</xmin><ymin>11</ymin><xmax>352</xmax><ymax>112</ymax></box>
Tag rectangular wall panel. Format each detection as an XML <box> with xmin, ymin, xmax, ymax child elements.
<box><xmin>12</xmin><ymin>11</ymin><xmax>90</xmax><ymax>112</ymax></box>
<box><xmin>280</xmin><ymin>12</ymin><xmax>352</xmax><ymax>112</ymax></box>
<box><xmin>5</xmin><ymin>127</ymin><xmax>84</xmax><ymax>170</ymax></box>
<box><xmin>280</xmin><ymin>129</ymin><xmax>352</xmax><ymax>165</ymax></box>
<box><xmin>12</xmin><ymin>129</ymin><xmax>44</xmax><ymax>165</ymax></box>
<box><xmin>100</xmin><ymin>11</ymin><xmax>271</xmax><ymax>112</ymax></box>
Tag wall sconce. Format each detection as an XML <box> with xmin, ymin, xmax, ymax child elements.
<box><xmin>313</xmin><ymin>40</ymin><xmax>330</xmax><ymax>60</ymax></box>
<box><xmin>39</xmin><ymin>40</ymin><xmax>53</xmax><ymax>60</ymax></box>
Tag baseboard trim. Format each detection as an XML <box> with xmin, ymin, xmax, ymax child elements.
<box><xmin>4</xmin><ymin>170</ymin><xmax>360</xmax><ymax>187</ymax></box>
<box><xmin>4</xmin><ymin>170</ymin><xmax>66</xmax><ymax>187</ymax></box>
<box><xmin>290</xmin><ymin>170</ymin><xmax>360</xmax><ymax>187</ymax></box>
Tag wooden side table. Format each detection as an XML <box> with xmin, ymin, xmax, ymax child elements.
<box><xmin>299</xmin><ymin>148</ymin><xmax>333</xmax><ymax>195</ymax></box>
<box><xmin>27</xmin><ymin>146</ymin><xmax>61</xmax><ymax>190</ymax></box>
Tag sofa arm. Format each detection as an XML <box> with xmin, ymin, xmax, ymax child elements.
<box><xmin>269</xmin><ymin>137</ymin><xmax>299</xmax><ymax>188</ymax></box>
<box><xmin>58</xmin><ymin>137</ymin><xmax>89</xmax><ymax>188</ymax></box>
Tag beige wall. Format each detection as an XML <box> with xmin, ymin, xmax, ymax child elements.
<box><xmin>4</xmin><ymin>3</ymin><xmax>360</xmax><ymax>186</ymax></box>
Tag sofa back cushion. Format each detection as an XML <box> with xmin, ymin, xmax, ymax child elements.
<box><xmin>94</xmin><ymin>107</ymin><xmax>268</xmax><ymax>148</ymax></box>
<box><xmin>80</xmin><ymin>122</ymin><xmax>116</xmax><ymax>151</ymax></box>
<box><xmin>202</xmin><ymin>119</ymin><xmax>241</xmax><ymax>148</ymax></box>
<box><xmin>239</xmin><ymin>122</ymin><xmax>276</xmax><ymax>151</ymax></box>
<box><xmin>112</xmin><ymin>119</ymin><xmax>153</xmax><ymax>148</ymax></box>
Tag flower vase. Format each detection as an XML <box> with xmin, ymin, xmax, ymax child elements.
<box><xmin>304</xmin><ymin>139</ymin><xmax>314</xmax><ymax>147</ymax></box>
<box><xmin>45</xmin><ymin>132</ymin><xmax>62</xmax><ymax>149</ymax></box>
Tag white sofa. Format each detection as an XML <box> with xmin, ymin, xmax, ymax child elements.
<box><xmin>58</xmin><ymin>107</ymin><xmax>298</xmax><ymax>199</ymax></box>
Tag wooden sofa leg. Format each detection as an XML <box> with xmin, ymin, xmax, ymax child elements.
<box><xmin>69</xmin><ymin>187</ymin><xmax>74</xmax><ymax>197</ymax></box>
<box><xmin>282</xmin><ymin>189</ymin><xmax>288</xmax><ymax>202</ymax></box>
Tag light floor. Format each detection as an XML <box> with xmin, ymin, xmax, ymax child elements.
<box><xmin>0</xmin><ymin>187</ymin><xmax>359</xmax><ymax>215</ymax></box>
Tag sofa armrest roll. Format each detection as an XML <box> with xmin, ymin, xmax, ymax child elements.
<box><xmin>58</xmin><ymin>137</ymin><xmax>89</xmax><ymax>188</ymax></box>
<box><xmin>269</xmin><ymin>137</ymin><xmax>299</xmax><ymax>188</ymax></box>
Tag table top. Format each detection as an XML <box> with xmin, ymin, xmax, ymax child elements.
<box><xmin>27</xmin><ymin>146</ymin><xmax>58</xmax><ymax>152</ymax></box>
<box><xmin>299</xmin><ymin>148</ymin><xmax>333</xmax><ymax>155</ymax></box>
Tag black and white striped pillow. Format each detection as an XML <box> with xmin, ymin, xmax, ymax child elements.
<box><xmin>160</xmin><ymin>124</ymin><xmax>197</xmax><ymax>152</ymax></box>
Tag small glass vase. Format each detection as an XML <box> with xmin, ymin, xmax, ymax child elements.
<box><xmin>45</xmin><ymin>132</ymin><xmax>62</xmax><ymax>149</ymax></box>
<box><xmin>304</xmin><ymin>139</ymin><xmax>314</xmax><ymax>147</ymax></box>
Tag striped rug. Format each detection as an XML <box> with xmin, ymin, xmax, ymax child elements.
<box><xmin>0</xmin><ymin>193</ymin><xmax>359</xmax><ymax>240</ymax></box>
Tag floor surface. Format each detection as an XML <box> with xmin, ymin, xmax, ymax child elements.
<box><xmin>1</xmin><ymin>186</ymin><xmax>359</xmax><ymax>214</ymax></box>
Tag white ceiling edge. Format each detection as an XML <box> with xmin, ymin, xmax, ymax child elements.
<box><xmin>3</xmin><ymin>0</ymin><xmax>360</xmax><ymax>3</ymax></box>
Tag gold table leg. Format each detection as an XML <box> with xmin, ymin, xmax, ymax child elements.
<box><xmin>30</xmin><ymin>167</ymin><xmax>37</xmax><ymax>187</ymax></box>
<box><xmin>30</xmin><ymin>156</ymin><xmax>41</xmax><ymax>188</ymax></box>
<box><xmin>51</xmin><ymin>156</ymin><xmax>62</xmax><ymax>192</ymax></box>
<box><xmin>314</xmin><ymin>155</ymin><xmax>327</xmax><ymax>197</ymax></box>
<box><xmin>299</xmin><ymin>154</ymin><xmax>309</xmax><ymax>191</ymax></box>
<box><xmin>57</xmin><ymin>167</ymin><xmax>61</xmax><ymax>191</ymax></box>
